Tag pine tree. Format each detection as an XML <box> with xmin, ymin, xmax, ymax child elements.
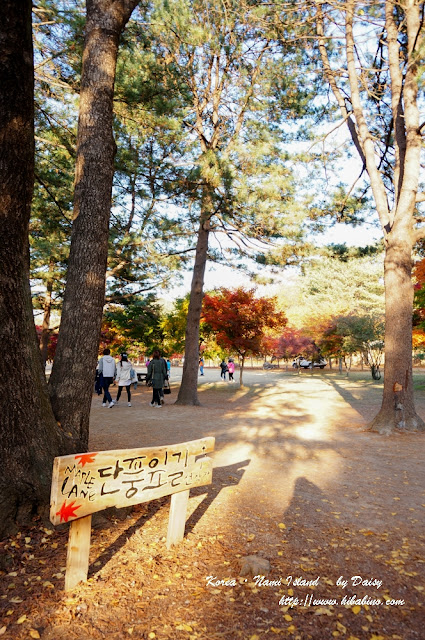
<box><xmin>314</xmin><ymin>0</ymin><xmax>425</xmax><ymax>433</ymax></box>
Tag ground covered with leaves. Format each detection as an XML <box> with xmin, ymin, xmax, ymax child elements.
<box><xmin>1</xmin><ymin>368</ymin><xmax>425</xmax><ymax>640</ymax></box>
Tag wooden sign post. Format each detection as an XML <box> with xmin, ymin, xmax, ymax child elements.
<box><xmin>50</xmin><ymin>437</ymin><xmax>214</xmax><ymax>591</ymax></box>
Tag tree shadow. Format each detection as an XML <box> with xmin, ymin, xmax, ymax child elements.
<box><xmin>185</xmin><ymin>459</ymin><xmax>249</xmax><ymax>535</ymax></box>
<box><xmin>88</xmin><ymin>498</ymin><xmax>166</xmax><ymax>578</ymax></box>
<box><xmin>323</xmin><ymin>376</ymin><xmax>381</xmax><ymax>422</ymax></box>
<box><xmin>88</xmin><ymin>459</ymin><xmax>249</xmax><ymax>578</ymax></box>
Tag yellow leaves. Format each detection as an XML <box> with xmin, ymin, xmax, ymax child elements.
<box><xmin>278</xmin><ymin>523</ymin><xmax>286</xmax><ymax>529</ymax></box>
<box><xmin>413</xmin><ymin>585</ymin><xmax>424</xmax><ymax>591</ymax></box>
<box><xmin>249</xmin><ymin>635</ymin><xmax>260</xmax><ymax>640</ymax></box>
<box><xmin>369</xmin><ymin>636</ymin><xmax>385</xmax><ymax>640</ymax></box>
<box><xmin>148</xmin><ymin>634</ymin><xmax>156</xmax><ymax>639</ymax></box>
<box><xmin>42</xmin><ymin>581</ymin><xmax>54</xmax><ymax>589</ymax></box>
<box><xmin>29</xmin><ymin>631</ymin><xmax>41</xmax><ymax>639</ymax></box>
<box><xmin>286</xmin><ymin>625</ymin><xmax>296</xmax><ymax>634</ymax></box>
<box><xmin>176</xmin><ymin>623</ymin><xmax>193</xmax><ymax>632</ymax></box>
<box><xmin>300</xmin><ymin>564</ymin><xmax>315</xmax><ymax>573</ymax></box>
<box><xmin>283</xmin><ymin>614</ymin><xmax>292</xmax><ymax>621</ymax></box>
<box><xmin>351</xmin><ymin>605</ymin><xmax>361</xmax><ymax>614</ymax></box>
<box><xmin>270</xmin><ymin>627</ymin><xmax>283</xmax><ymax>634</ymax></box>
<box><xmin>0</xmin><ymin>628</ymin><xmax>6</xmax><ymax>637</ymax></box>
<box><xmin>336</xmin><ymin>621</ymin><xmax>347</xmax><ymax>633</ymax></box>
<box><xmin>313</xmin><ymin>607</ymin><xmax>334</xmax><ymax>616</ymax></box>
<box><xmin>347</xmin><ymin>636</ymin><xmax>360</xmax><ymax>640</ymax></box>
<box><xmin>17</xmin><ymin>615</ymin><xmax>27</xmax><ymax>624</ymax></box>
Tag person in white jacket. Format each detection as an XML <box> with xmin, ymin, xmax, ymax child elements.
<box><xmin>115</xmin><ymin>353</ymin><xmax>133</xmax><ymax>407</ymax></box>
<box><xmin>98</xmin><ymin>348</ymin><xmax>117</xmax><ymax>408</ymax></box>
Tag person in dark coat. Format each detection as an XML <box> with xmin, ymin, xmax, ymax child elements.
<box><xmin>220</xmin><ymin>359</ymin><xmax>228</xmax><ymax>380</ymax></box>
<box><xmin>147</xmin><ymin>350</ymin><xmax>167</xmax><ymax>407</ymax></box>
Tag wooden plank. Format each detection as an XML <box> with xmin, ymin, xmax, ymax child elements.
<box><xmin>65</xmin><ymin>515</ymin><xmax>92</xmax><ymax>591</ymax></box>
<box><xmin>166</xmin><ymin>489</ymin><xmax>190</xmax><ymax>549</ymax></box>
<box><xmin>50</xmin><ymin>437</ymin><xmax>214</xmax><ymax>526</ymax></box>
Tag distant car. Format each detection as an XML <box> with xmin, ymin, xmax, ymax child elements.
<box><xmin>292</xmin><ymin>356</ymin><xmax>327</xmax><ymax>369</ymax></box>
<box><xmin>263</xmin><ymin>362</ymin><xmax>279</xmax><ymax>369</ymax></box>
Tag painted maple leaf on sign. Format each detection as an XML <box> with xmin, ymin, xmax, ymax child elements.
<box><xmin>75</xmin><ymin>453</ymin><xmax>98</xmax><ymax>467</ymax></box>
<box><xmin>56</xmin><ymin>500</ymin><xmax>81</xmax><ymax>522</ymax></box>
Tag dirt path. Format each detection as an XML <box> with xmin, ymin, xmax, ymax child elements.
<box><xmin>1</xmin><ymin>369</ymin><xmax>425</xmax><ymax>640</ymax></box>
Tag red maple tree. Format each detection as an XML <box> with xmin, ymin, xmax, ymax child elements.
<box><xmin>202</xmin><ymin>287</ymin><xmax>287</xmax><ymax>385</ymax></box>
<box><xmin>273</xmin><ymin>327</ymin><xmax>316</xmax><ymax>361</ymax></box>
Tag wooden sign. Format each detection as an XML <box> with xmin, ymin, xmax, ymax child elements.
<box><xmin>50</xmin><ymin>437</ymin><xmax>214</xmax><ymax>525</ymax></box>
<box><xmin>50</xmin><ymin>438</ymin><xmax>214</xmax><ymax>590</ymax></box>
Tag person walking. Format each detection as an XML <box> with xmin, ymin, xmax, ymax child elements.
<box><xmin>166</xmin><ymin>358</ymin><xmax>171</xmax><ymax>377</ymax></box>
<box><xmin>220</xmin><ymin>359</ymin><xmax>228</xmax><ymax>381</ymax></box>
<box><xmin>199</xmin><ymin>357</ymin><xmax>204</xmax><ymax>376</ymax></box>
<box><xmin>158</xmin><ymin>354</ymin><xmax>169</xmax><ymax>405</ymax></box>
<box><xmin>98</xmin><ymin>348</ymin><xmax>117</xmax><ymax>408</ymax></box>
<box><xmin>227</xmin><ymin>359</ymin><xmax>235</xmax><ymax>382</ymax></box>
<box><xmin>115</xmin><ymin>353</ymin><xmax>133</xmax><ymax>406</ymax></box>
<box><xmin>147</xmin><ymin>350</ymin><xmax>167</xmax><ymax>407</ymax></box>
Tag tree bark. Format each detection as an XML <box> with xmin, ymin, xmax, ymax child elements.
<box><xmin>369</xmin><ymin>227</ymin><xmax>425</xmax><ymax>434</ymax></box>
<box><xmin>176</xmin><ymin>214</ymin><xmax>211</xmax><ymax>405</ymax></box>
<box><xmin>49</xmin><ymin>0</ymin><xmax>139</xmax><ymax>449</ymax></box>
<box><xmin>239</xmin><ymin>355</ymin><xmax>245</xmax><ymax>387</ymax></box>
<box><xmin>0</xmin><ymin>0</ymin><xmax>70</xmax><ymax>538</ymax></box>
<box><xmin>316</xmin><ymin>0</ymin><xmax>424</xmax><ymax>434</ymax></box>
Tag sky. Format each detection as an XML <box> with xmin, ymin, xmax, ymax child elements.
<box><xmin>164</xmin><ymin>218</ymin><xmax>382</xmax><ymax>300</ymax></box>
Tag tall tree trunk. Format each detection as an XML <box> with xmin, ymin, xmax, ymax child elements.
<box><xmin>316</xmin><ymin>0</ymin><xmax>424</xmax><ymax>434</ymax></box>
<box><xmin>176</xmin><ymin>215</ymin><xmax>211</xmax><ymax>405</ymax></box>
<box><xmin>369</xmin><ymin>226</ymin><xmax>425</xmax><ymax>434</ymax></box>
<box><xmin>0</xmin><ymin>0</ymin><xmax>70</xmax><ymax>538</ymax></box>
<box><xmin>239</xmin><ymin>355</ymin><xmax>245</xmax><ymax>387</ymax></box>
<box><xmin>49</xmin><ymin>0</ymin><xmax>138</xmax><ymax>449</ymax></box>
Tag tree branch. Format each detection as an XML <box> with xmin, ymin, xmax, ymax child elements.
<box><xmin>344</xmin><ymin>0</ymin><xmax>391</xmax><ymax>230</ymax></box>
